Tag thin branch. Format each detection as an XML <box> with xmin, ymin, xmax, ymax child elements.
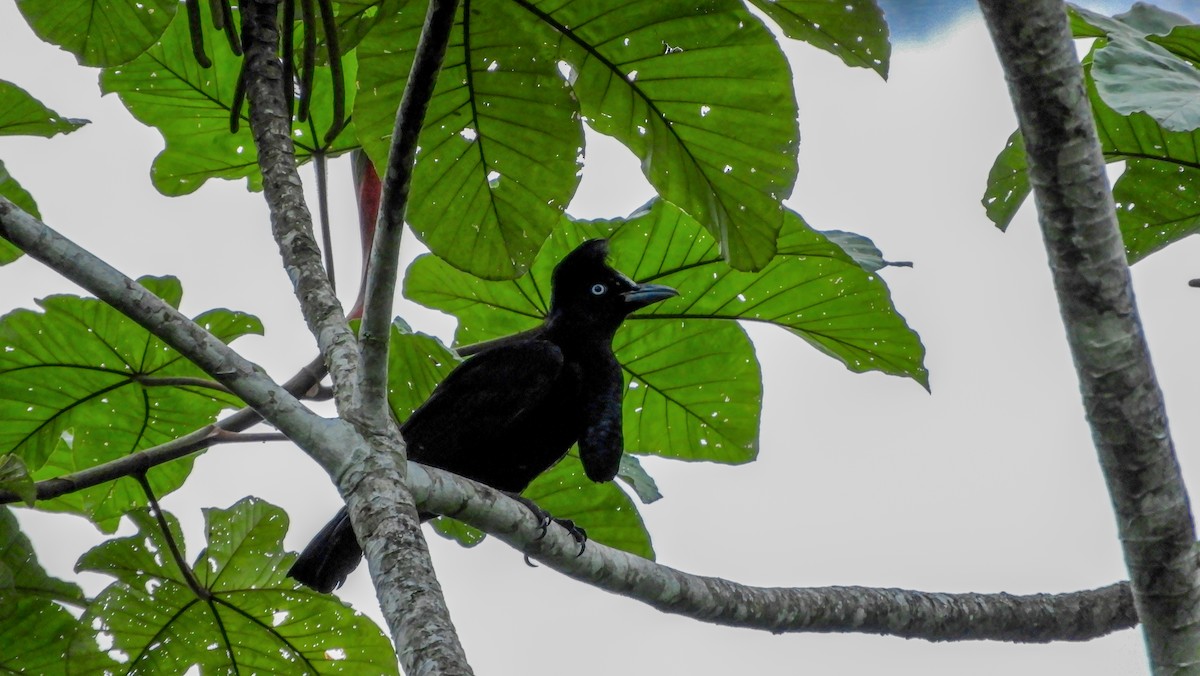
<box><xmin>0</xmin><ymin>355</ymin><xmax>325</xmax><ymax>505</ymax></box>
<box><xmin>239</xmin><ymin>0</ymin><xmax>360</xmax><ymax>415</ymax></box>
<box><xmin>313</xmin><ymin>151</ymin><xmax>337</xmax><ymax>293</ymax></box>
<box><xmin>977</xmin><ymin>1</ymin><xmax>1200</xmax><ymax>671</ymax></box>
<box><xmin>407</xmin><ymin>463</ymin><xmax>1139</xmax><ymax>643</ymax></box>
<box><xmin>135</xmin><ymin>376</ymin><xmax>233</xmax><ymax>393</ymax></box>
<box><xmin>0</xmin><ymin>197</ymin><xmax>344</xmax><ymax>474</ymax></box>
<box><xmin>357</xmin><ymin>0</ymin><xmax>460</xmax><ymax>427</ymax></box>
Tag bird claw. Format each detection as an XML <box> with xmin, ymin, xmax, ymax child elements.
<box><xmin>508</xmin><ymin>494</ymin><xmax>588</xmax><ymax>562</ymax></box>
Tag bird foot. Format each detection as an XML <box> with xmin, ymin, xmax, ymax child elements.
<box><xmin>506</xmin><ymin>493</ymin><xmax>588</xmax><ymax>566</ymax></box>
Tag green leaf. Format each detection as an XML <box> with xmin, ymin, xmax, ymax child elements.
<box><xmin>0</xmin><ymin>455</ymin><xmax>35</xmax><ymax>505</ymax></box>
<box><xmin>1068</xmin><ymin>4</ymin><xmax>1191</xmax><ymax>41</ymax></box>
<box><xmin>0</xmin><ymin>277</ymin><xmax>262</xmax><ymax>528</ymax></box>
<box><xmin>15</xmin><ymin>0</ymin><xmax>178</xmax><ymax>67</ymax></box>
<box><xmin>0</xmin><ymin>160</ymin><xmax>39</xmax><ymax>266</ymax></box>
<box><xmin>523</xmin><ymin>452</ymin><xmax>654</xmax><ymax>559</ymax></box>
<box><xmin>553</xmin><ymin>0</ymin><xmax>798</xmax><ymax>271</ymax></box>
<box><xmin>1113</xmin><ymin>159</ymin><xmax>1200</xmax><ymax>261</ymax></box>
<box><xmin>407</xmin><ymin>200</ymin><xmax>926</xmax><ymax>464</ymax></box>
<box><xmin>357</xmin><ymin>0</ymin><xmax>583</xmax><ymax>279</ymax></box>
<box><xmin>981</xmin><ymin>130</ymin><xmax>1029</xmax><ymax>231</ymax></box>
<box><xmin>982</xmin><ymin>53</ymin><xmax>1200</xmax><ymax>260</ymax></box>
<box><xmin>616</xmin><ymin>454</ymin><xmax>661</xmax><ymax>504</ymax></box>
<box><xmin>746</xmin><ymin>0</ymin><xmax>889</xmax><ymax>78</ymax></box>
<box><xmin>822</xmin><ymin>229</ymin><xmax>905</xmax><ymax>272</ymax></box>
<box><xmin>1093</xmin><ymin>33</ymin><xmax>1200</xmax><ymax>133</ymax></box>
<box><xmin>0</xmin><ymin>507</ymin><xmax>107</xmax><ymax>674</ymax></box>
<box><xmin>0</xmin><ymin>80</ymin><xmax>88</xmax><ymax>138</ymax></box>
<box><xmin>99</xmin><ymin>1</ymin><xmax>358</xmax><ymax>196</ymax></box>
<box><xmin>72</xmin><ymin>498</ymin><xmax>398</xmax><ymax>674</ymax></box>
<box><xmin>386</xmin><ymin>322</ymin><xmax>461</xmax><ymax>424</ymax></box>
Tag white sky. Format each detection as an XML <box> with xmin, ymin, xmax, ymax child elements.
<box><xmin>4</xmin><ymin>3</ymin><xmax>1200</xmax><ymax>674</ymax></box>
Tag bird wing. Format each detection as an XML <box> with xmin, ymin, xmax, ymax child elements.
<box><xmin>577</xmin><ymin>357</ymin><xmax>624</xmax><ymax>483</ymax></box>
<box><xmin>399</xmin><ymin>339</ymin><xmax>565</xmax><ymax>467</ymax></box>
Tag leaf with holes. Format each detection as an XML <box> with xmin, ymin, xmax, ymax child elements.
<box><xmin>357</xmin><ymin>0</ymin><xmax>583</xmax><ymax>279</ymax></box>
<box><xmin>70</xmin><ymin>498</ymin><xmax>398</xmax><ymax>674</ymax></box>
<box><xmin>0</xmin><ymin>276</ymin><xmax>260</xmax><ymax>530</ymax></box>
<box><xmin>982</xmin><ymin>50</ymin><xmax>1200</xmax><ymax>260</ymax></box>
<box><xmin>551</xmin><ymin>0</ymin><xmax>798</xmax><ymax>271</ymax></box>
<box><xmin>406</xmin><ymin>199</ymin><xmax>925</xmax><ymax>466</ymax></box>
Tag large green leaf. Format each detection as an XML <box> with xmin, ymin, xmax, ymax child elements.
<box><xmin>0</xmin><ymin>80</ymin><xmax>88</xmax><ymax>138</ymax></box>
<box><xmin>982</xmin><ymin>48</ymin><xmax>1200</xmax><ymax>261</ymax></box>
<box><xmin>0</xmin><ymin>277</ymin><xmax>261</xmax><ymax>529</ymax></box>
<box><xmin>407</xmin><ymin>200</ymin><xmax>925</xmax><ymax>464</ymax></box>
<box><xmin>357</xmin><ymin>0</ymin><xmax>583</xmax><ymax>280</ymax></box>
<box><xmin>15</xmin><ymin>0</ymin><xmax>178</xmax><ymax>67</ymax></box>
<box><xmin>0</xmin><ymin>507</ymin><xmax>108</xmax><ymax>674</ymax></box>
<box><xmin>99</xmin><ymin>1</ymin><xmax>358</xmax><ymax>196</ymax></box>
<box><xmin>550</xmin><ymin>0</ymin><xmax>798</xmax><ymax>271</ymax></box>
<box><xmin>71</xmin><ymin>499</ymin><xmax>398</xmax><ymax>674</ymax></box>
<box><xmin>746</xmin><ymin>0</ymin><xmax>890</xmax><ymax>79</ymax></box>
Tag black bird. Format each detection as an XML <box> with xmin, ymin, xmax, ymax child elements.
<box><xmin>288</xmin><ymin>239</ymin><xmax>677</xmax><ymax>592</ymax></box>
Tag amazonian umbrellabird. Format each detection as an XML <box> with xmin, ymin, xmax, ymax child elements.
<box><xmin>288</xmin><ymin>239</ymin><xmax>677</xmax><ymax>592</ymax></box>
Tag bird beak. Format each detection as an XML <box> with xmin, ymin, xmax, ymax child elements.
<box><xmin>623</xmin><ymin>283</ymin><xmax>678</xmax><ymax>309</ymax></box>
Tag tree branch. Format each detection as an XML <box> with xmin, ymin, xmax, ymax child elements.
<box><xmin>977</xmin><ymin>1</ymin><xmax>1200</xmax><ymax>671</ymax></box>
<box><xmin>357</xmin><ymin>0</ymin><xmax>459</xmax><ymax>427</ymax></box>
<box><xmin>406</xmin><ymin>463</ymin><xmax>1138</xmax><ymax>642</ymax></box>
<box><xmin>0</xmin><ymin>197</ymin><xmax>343</xmax><ymax>474</ymax></box>
<box><xmin>240</xmin><ymin>0</ymin><xmax>359</xmax><ymax>416</ymax></box>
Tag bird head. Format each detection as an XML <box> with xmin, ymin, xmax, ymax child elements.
<box><xmin>548</xmin><ymin>239</ymin><xmax>678</xmax><ymax>338</ymax></box>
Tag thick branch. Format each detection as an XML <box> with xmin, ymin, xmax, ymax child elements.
<box><xmin>0</xmin><ymin>197</ymin><xmax>343</xmax><ymax>474</ymax></box>
<box><xmin>336</xmin><ymin>428</ymin><xmax>473</xmax><ymax>675</ymax></box>
<box><xmin>406</xmin><ymin>464</ymin><xmax>1138</xmax><ymax>642</ymax></box>
<box><xmin>358</xmin><ymin>0</ymin><xmax>459</xmax><ymax>426</ymax></box>
<box><xmin>977</xmin><ymin>1</ymin><xmax>1200</xmax><ymax>671</ymax></box>
<box><xmin>240</xmin><ymin>0</ymin><xmax>359</xmax><ymax>415</ymax></box>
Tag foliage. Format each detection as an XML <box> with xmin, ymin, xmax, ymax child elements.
<box><xmin>0</xmin><ymin>0</ymin><xmax>925</xmax><ymax>668</ymax></box>
<box><xmin>982</xmin><ymin>3</ymin><xmax>1200</xmax><ymax>262</ymax></box>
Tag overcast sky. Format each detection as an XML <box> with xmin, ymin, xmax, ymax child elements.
<box><xmin>4</xmin><ymin>2</ymin><xmax>1200</xmax><ymax>674</ymax></box>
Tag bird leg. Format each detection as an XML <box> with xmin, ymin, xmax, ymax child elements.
<box><xmin>505</xmin><ymin>492</ymin><xmax>588</xmax><ymax>566</ymax></box>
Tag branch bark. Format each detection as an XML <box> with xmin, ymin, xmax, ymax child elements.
<box><xmin>0</xmin><ymin>197</ymin><xmax>341</xmax><ymax>472</ymax></box>
<box><xmin>357</xmin><ymin>0</ymin><xmax>459</xmax><ymax>426</ymax></box>
<box><xmin>405</xmin><ymin>463</ymin><xmax>1138</xmax><ymax>642</ymax></box>
<box><xmin>240</xmin><ymin>0</ymin><xmax>359</xmax><ymax>415</ymax></box>
<box><xmin>240</xmin><ymin>3</ymin><xmax>472</xmax><ymax>672</ymax></box>
<box><xmin>977</xmin><ymin>1</ymin><xmax>1200</xmax><ymax>672</ymax></box>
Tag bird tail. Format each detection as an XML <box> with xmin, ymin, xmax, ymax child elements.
<box><xmin>288</xmin><ymin>507</ymin><xmax>363</xmax><ymax>593</ymax></box>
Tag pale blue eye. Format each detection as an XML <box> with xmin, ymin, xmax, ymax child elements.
<box><xmin>591</xmin><ymin>283</ymin><xmax>606</xmax><ymax>296</ymax></box>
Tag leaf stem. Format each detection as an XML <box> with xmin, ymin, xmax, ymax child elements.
<box><xmin>135</xmin><ymin>472</ymin><xmax>211</xmax><ymax>601</ymax></box>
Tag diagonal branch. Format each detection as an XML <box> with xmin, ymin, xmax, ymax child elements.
<box><xmin>408</xmin><ymin>463</ymin><xmax>1138</xmax><ymax>642</ymax></box>
<box><xmin>357</xmin><ymin>0</ymin><xmax>460</xmax><ymax>427</ymax></box>
<box><xmin>0</xmin><ymin>197</ymin><xmax>343</xmax><ymax>474</ymax></box>
<box><xmin>977</xmin><ymin>1</ymin><xmax>1200</xmax><ymax>671</ymax></box>
<box><xmin>240</xmin><ymin>0</ymin><xmax>359</xmax><ymax>416</ymax></box>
